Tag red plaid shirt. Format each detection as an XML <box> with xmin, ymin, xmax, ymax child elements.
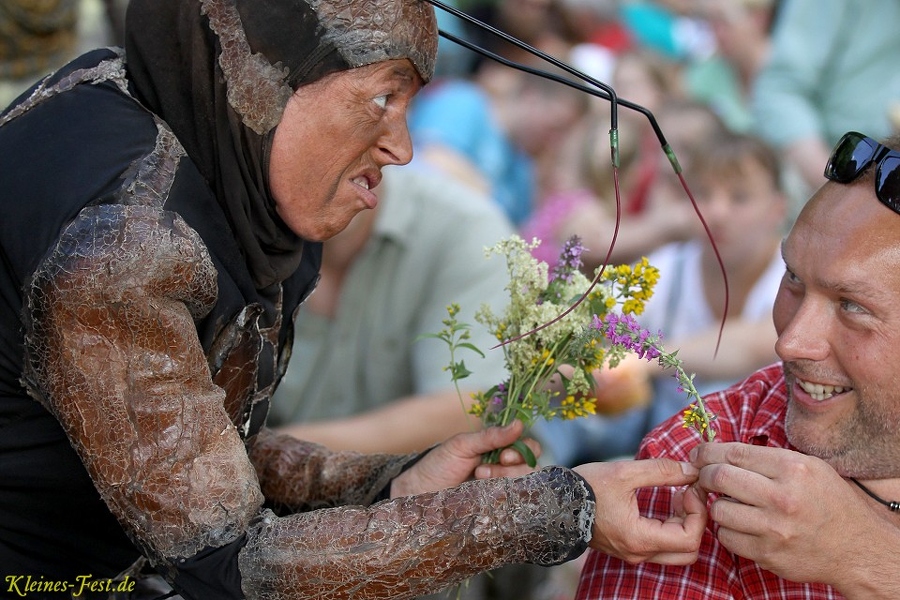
<box><xmin>575</xmin><ymin>363</ymin><xmax>844</xmax><ymax>600</ymax></box>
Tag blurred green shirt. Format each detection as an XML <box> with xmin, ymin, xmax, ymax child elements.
<box><xmin>752</xmin><ymin>0</ymin><xmax>900</xmax><ymax>148</ymax></box>
<box><xmin>269</xmin><ymin>167</ymin><xmax>513</xmax><ymax>426</ymax></box>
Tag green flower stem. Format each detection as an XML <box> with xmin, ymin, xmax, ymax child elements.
<box><xmin>661</xmin><ymin>354</ymin><xmax>716</xmax><ymax>443</ymax></box>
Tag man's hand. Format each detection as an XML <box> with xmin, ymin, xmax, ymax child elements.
<box><xmin>573</xmin><ymin>458</ymin><xmax>706</xmax><ymax>565</ymax></box>
<box><xmin>691</xmin><ymin>441</ymin><xmax>900</xmax><ymax>595</ymax></box>
<box><xmin>390</xmin><ymin>421</ymin><xmax>539</xmax><ymax>497</ymax></box>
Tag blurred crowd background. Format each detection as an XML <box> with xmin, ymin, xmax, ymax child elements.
<box><xmin>4</xmin><ymin>1</ymin><xmax>900</xmax><ymax>599</ymax></box>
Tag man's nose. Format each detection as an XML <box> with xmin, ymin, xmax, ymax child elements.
<box><xmin>378</xmin><ymin>116</ymin><xmax>414</xmax><ymax>166</ymax></box>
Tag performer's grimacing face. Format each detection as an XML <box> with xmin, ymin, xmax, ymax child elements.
<box><xmin>269</xmin><ymin>59</ymin><xmax>423</xmax><ymax>241</ymax></box>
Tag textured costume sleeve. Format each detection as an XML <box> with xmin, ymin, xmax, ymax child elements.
<box><xmin>21</xmin><ymin>203</ymin><xmax>264</xmax><ymax>562</ymax></box>
<box><xmin>21</xmin><ymin>203</ymin><xmax>595</xmax><ymax>599</ymax></box>
<box><xmin>238</xmin><ymin>465</ymin><xmax>594</xmax><ymax>600</ymax></box>
<box><xmin>248</xmin><ymin>428</ymin><xmax>418</xmax><ymax>511</ymax></box>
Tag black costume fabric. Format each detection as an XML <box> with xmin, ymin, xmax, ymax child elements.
<box><xmin>0</xmin><ymin>2</ymin><xmax>596</xmax><ymax>599</ymax></box>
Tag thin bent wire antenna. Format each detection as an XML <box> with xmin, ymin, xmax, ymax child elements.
<box><xmin>426</xmin><ymin>0</ymin><xmax>684</xmax><ymax>168</ymax></box>
<box><xmin>423</xmin><ymin>0</ymin><xmax>619</xmax><ymax>133</ymax></box>
<box><xmin>423</xmin><ymin>0</ymin><xmax>729</xmax><ymax>354</ymax></box>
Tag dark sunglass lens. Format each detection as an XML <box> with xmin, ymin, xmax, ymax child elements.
<box><xmin>827</xmin><ymin>133</ymin><xmax>872</xmax><ymax>182</ymax></box>
<box><xmin>877</xmin><ymin>155</ymin><xmax>900</xmax><ymax>214</ymax></box>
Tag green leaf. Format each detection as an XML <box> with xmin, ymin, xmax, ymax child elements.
<box><xmin>450</xmin><ymin>361</ymin><xmax>473</xmax><ymax>380</ymax></box>
<box><xmin>456</xmin><ymin>342</ymin><xmax>486</xmax><ymax>358</ymax></box>
<box><xmin>416</xmin><ymin>332</ymin><xmax>443</xmax><ymax>341</ymax></box>
<box><xmin>515</xmin><ymin>405</ymin><xmax>535</xmax><ymax>425</ymax></box>
<box><xmin>511</xmin><ymin>440</ymin><xmax>537</xmax><ymax>468</ymax></box>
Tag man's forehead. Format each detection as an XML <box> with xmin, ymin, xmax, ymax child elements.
<box><xmin>796</xmin><ymin>180</ymin><xmax>880</xmax><ymax>230</ymax></box>
<box><xmin>786</xmin><ymin>182</ymin><xmax>900</xmax><ymax>284</ymax></box>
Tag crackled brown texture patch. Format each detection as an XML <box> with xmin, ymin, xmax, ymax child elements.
<box><xmin>249</xmin><ymin>429</ymin><xmax>414</xmax><ymax>512</ymax></box>
<box><xmin>22</xmin><ymin>203</ymin><xmax>263</xmax><ymax>559</ymax></box>
<box><xmin>238</xmin><ymin>465</ymin><xmax>594</xmax><ymax>599</ymax></box>
<box><xmin>308</xmin><ymin>0</ymin><xmax>437</xmax><ymax>82</ymax></box>
<box><xmin>200</xmin><ymin>0</ymin><xmax>292</xmax><ymax>135</ymax></box>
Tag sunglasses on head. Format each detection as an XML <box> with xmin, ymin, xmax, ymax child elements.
<box><xmin>824</xmin><ymin>131</ymin><xmax>900</xmax><ymax>214</ymax></box>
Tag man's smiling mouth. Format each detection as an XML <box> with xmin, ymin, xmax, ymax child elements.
<box><xmin>797</xmin><ymin>378</ymin><xmax>850</xmax><ymax>401</ymax></box>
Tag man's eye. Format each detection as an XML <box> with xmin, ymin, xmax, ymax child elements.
<box><xmin>373</xmin><ymin>95</ymin><xmax>388</xmax><ymax>109</ymax></box>
<box><xmin>839</xmin><ymin>298</ymin><xmax>866</xmax><ymax>314</ymax></box>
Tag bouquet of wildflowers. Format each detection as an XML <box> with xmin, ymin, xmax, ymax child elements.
<box><xmin>427</xmin><ymin>235</ymin><xmax>715</xmax><ymax>466</ymax></box>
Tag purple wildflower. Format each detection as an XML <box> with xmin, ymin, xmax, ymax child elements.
<box><xmin>487</xmin><ymin>383</ymin><xmax>508</xmax><ymax>414</ymax></box>
<box><xmin>594</xmin><ymin>312</ymin><xmax>663</xmax><ymax>361</ymax></box>
<box><xmin>550</xmin><ymin>236</ymin><xmax>585</xmax><ymax>283</ymax></box>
